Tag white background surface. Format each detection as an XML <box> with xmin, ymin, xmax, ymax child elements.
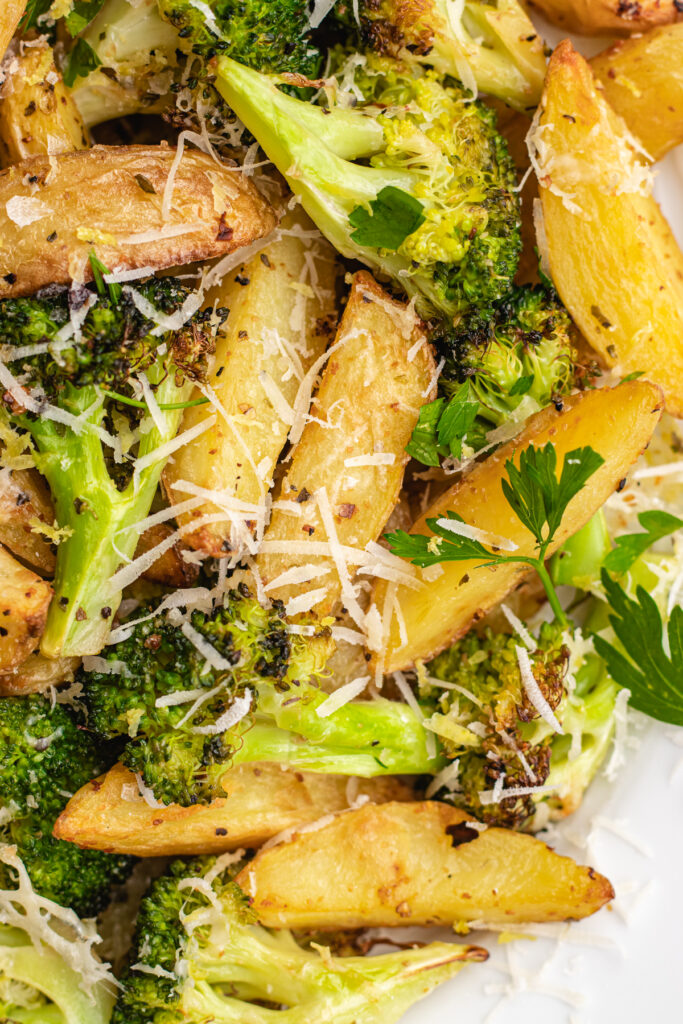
<box><xmin>403</xmin><ymin>18</ymin><xmax>683</xmax><ymax>1024</ymax></box>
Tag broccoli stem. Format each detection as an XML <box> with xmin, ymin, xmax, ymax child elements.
<box><xmin>550</xmin><ymin>510</ymin><xmax>612</xmax><ymax>589</ymax></box>
<box><xmin>31</xmin><ymin>369</ymin><xmax>190</xmax><ymax>657</ymax></box>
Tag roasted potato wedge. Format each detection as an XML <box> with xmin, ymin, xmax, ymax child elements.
<box><xmin>372</xmin><ymin>382</ymin><xmax>662</xmax><ymax>674</ymax></box>
<box><xmin>0</xmin><ymin>1</ymin><xmax>23</xmax><ymax>62</ymax></box>
<box><xmin>134</xmin><ymin>523</ymin><xmax>199</xmax><ymax>588</ymax></box>
<box><xmin>0</xmin><ymin>544</ymin><xmax>52</xmax><ymax>672</ymax></box>
<box><xmin>163</xmin><ymin>210</ymin><xmax>338</xmax><ymax>556</ymax></box>
<box><xmin>53</xmin><ymin>762</ymin><xmax>414</xmax><ymax>856</ymax></box>
<box><xmin>529</xmin><ymin>0</ymin><xmax>682</xmax><ymax>35</ymax></box>
<box><xmin>237</xmin><ymin>801</ymin><xmax>614</xmax><ymax>928</ymax></box>
<box><xmin>0</xmin><ymin>145</ymin><xmax>277</xmax><ymax>298</ymax></box>
<box><xmin>0</xmin><ymin>468</ymin><xmax>56</xmax><ymax>573</ymax></box>
<box><xmin>535</xmin><ymin>42</ymin><xmax>683</xmax><ymax>414</ymax></box>
<box><xmin>590</xmin><ymin>25</ymin><xmax>683</xmax><ymax>161</ymax></box>
<box><xmin>0</xmin><ymin>42</ymin><xmax>90</xmax><ymax>166</ymax></box>
<box><xmin>256</xmin><ymin>271</ymin><xmax>434</xmax><ymax>618</ymax></box>
<box><xmin>0</xmin><ymin>653</ymin><xmax>79</xmax><ymax>695</ymax></box>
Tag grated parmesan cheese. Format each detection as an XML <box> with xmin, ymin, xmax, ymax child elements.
<box><xmin>316</xmin><ymin>676</ymin><xmax>369</xmax><ymax>718</ymax></box>
<box><xmin>435</xmin><ymin>517</ymin><xmax>518</xmax><ymax>552</ymax></box>
<box><xmin>344</xmin><ymin>452</ymin><xmax>396</xmax><ymax>468</ymax></box>
<box><xmin>516</xmin><ymin>645</ymin><xmax>564</xmax><ymax>734</ymax></box>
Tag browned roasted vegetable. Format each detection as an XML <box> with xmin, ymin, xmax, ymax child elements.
<box><xmin>0</xmin><ymin>544</ymin><xmax>52</xmax><ymax>671</ymax></box>
<box><xmin>529</xmin><ymin>0</ymin><xmax>682</xmax><ymax>35</ymax></box>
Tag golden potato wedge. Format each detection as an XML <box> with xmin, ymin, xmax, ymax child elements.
<box><xmin>0</xmin><ymin>1</ymin><xmax>23</xmax><ymax>63</ymax></box>
<box><xmin>590</xmin><ymin>25</ymin><xmax>683</xmax><ymax>161</ymax></box>
<box><xmin>134</xmin><ymin>522</ymin><xmax>199</xmax><ymax>587</ymax></box>
<box><xmin>163</xmin><ymin>210</ymin><xmax>338</xmax><ymax>556</ymax></box>
<box><xmin>256</xmin><ymin>271</ymin><xmax>435</xmax><ymax>619</ymax></box>
<box><xmin>0</xmin><ymin>544</ymin><xmax>52</xmax><ymax>671</ymax></box>
<box><xmin>238</xmin><ymin>801</ymin><xmax>614</xmax><ymax>928</ymax></box>
<box><xmin>53</xmin><ymin>762</ymin><xmax>414</xmax><ymax>857</ymax></box>
<box><xmin>0</xmin><ymin>145</ymin><xmax>277</xmax><ymax>298</ymax></box>
<box><xmin>0</xmin><ymin>42</ymin><xmax>90</xmax><ymax>166</ymax></box>
<box><xmin>372</xmin><ymin>382</ymin><xmax>662</xmax><ymax>674</ymax></box>
<box><xmin>0</xmin><ymin>653</ymin><xmax>79</xmax><ymax>695</ymax></box>
<box><xmin>528</xmin><ymin>0</ymin><xmax>682</xmax><ymax>35</ymax></box>
<box><xmin>535</xmin><ymin>42</ymin><xmax>683</xmax><ymax>414</ymax></box>
<box><xmin>0</xmin><ymin>467</ymin><xmax>56</xmax><ymax>573</ymax></box>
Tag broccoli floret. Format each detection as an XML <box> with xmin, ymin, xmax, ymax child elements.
<box><xmin>436</xmin><ymin>283</ymin><xmax>578</xmax><ymax>450</ymax></box>
<box><xmin>0</xmin><ymin>277</ymin><xmax>214</xmax><ymax>658</ymax></box>
<box><xmin>113</xmin><ymin>855</ymin><xmax>486</xmax><ymax>1024</ymax></box>
<box><xmin>212</xmin><ymin>52</ymin><xmax>521</xmax><ymax>323</ymax></box>
<box><xmin>0</xmin><ymin>695</ymin><xmax>132</xmax><ymax>916</ymax></box>
<box><xmin>80</xmin><ymin>587</ymin><xmax>440</xmax><ymax>806</ymax></box>
<box><xmin>334</xmin><ymin>0</ymin><xmax>546</xmax><ymax>111</ymax></box>
<box><xmin>424</xmin><ymin>622</ymin><xmax>571</xmax><ymax>828</ymax></box>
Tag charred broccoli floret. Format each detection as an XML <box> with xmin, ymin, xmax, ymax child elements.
<box><xmin>424</xmin><ymin>622</ymin><xmax>570</xmax><ymax>828</ymax></box>
<box><xmin>80</xmin><ymin>588</ymin><xmax>440</xmax><ymax>806</ymax></box>
<box><xmin>0</xmin><ymin>695</ymin><xmax>132</xmax><ymax>916</ymax></box>
<box><xmin>113</xmin><ymin>855</ymin><xmax>485</xmax><ymax>1024</ymax></box>
<box><xmin>213</xmin><ymin>52</ymin><xmax>521</xmax><ymax>322</ymax></box>
<box><xmin>334</xmin><ymin>0</ymin><xmax>546</xmax><ymax>110</ymax></box>
<box><xmin>0</xmin><ymin>276</ymin><xmax>213</xmax><ymax>657</ymax></box>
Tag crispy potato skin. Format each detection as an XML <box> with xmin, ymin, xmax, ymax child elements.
<box><xmin>0</xmin><ymin>42</ymin><xmax>90</xmax><ymax>166</ymax></box>
<box><xmin>537</xmin><ymin>42</ymin><xmax>683</xmax><ymax>414</ymax></box>
<box><xmin>163</xmin><ymin>210</ymin><xmax>338</xmax><ymax>556</ymax></box>
<box><xmin>372</xmin><ymin>383</ymin><xmax>662</xmax><ymax>674</ymax></box>
<box><xmin>0</xmin><ymin>468</ymin><xmax>56</xmax><ymax>573</ymax></box>
<box><xmin>0</xmin><ymin>653</ymin><xmax>79</xmax><ymax>695</ymax></box>
<box><xmin>133</xmin><ymin>523</ymin><xmax>200</xmax><ymax>588</ymax></box>
<box><xmin>256</xmin><ymin>271</ymin><xmax>435</xmax><ymax>616</ymax></box>
<box><xmin>529</xmin><ymin>0</ymin><xmax>682</xmax><ymax>35</ymax></box>
<box><xmin>238</xmin><ymin>801</ymin><xmax>614</xmax><ymax>928</ymax></box>
<box><xmin>53</xmin><ymin>762</ymin><xmax>414</xmax><ymax>856</ymax></box>
<box><xmin>0</xmin><ymin>544</ymin><xmax>52</xmax><ymax>672</ymax></box>
<box><xmin>0</xmin><ymin>145</ymin><xmax>277</xmax><ymax>297</ymax></box>
<box><xmin>590</xmin><ymin>25</ymin><xmax>683</xmax><ymax>160</ymax></box>
<box><xmin>0</xmin><ymin>1</ymin><xmax>23</xmax><ymax>62</ymax></box>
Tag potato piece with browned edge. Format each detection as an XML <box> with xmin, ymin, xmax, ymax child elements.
<box><xmin>237</xmin><ymin>801</ymin><xmax>614</xmax><ymax>928</ymax></box>
<box><xmin>590</xmin><ymin>25</ymin><xmax>683</xmax><ymax>161</ymax></box>
<box><xmin>528</xmin><ymin>0</ymin><xmax>682</xmax><ymax>35</ymax></box>
<box><xmin>53</xmin><ymin>762</ymin><xmax>414</xmax><ymax>856</ymax></box>
<box><xmin>0</xmin><ymin>41</ymin><xmax>90</xmax><ymax>166</ymax></box>
<box><xmin>372</xmin><ymin>382</ymin><xmax>662</xmax><ymax>674</ymax></box>
<box><xmin>0</xmin><ymin>653</ymin><xmax>79</xmax><ymax>695</ymax></box>
<box><xmin>256</xmin><ymin>271</ymin><xmax>434</xmax><ymax>619</ymax></box>
<box><xmin>163</xmin><ymin>210</ymin><xmax>338</xmax><ymax>556</ymax></box>
<box><xmin>0</xmin><ymin>467</ymin><xmax>56</xmax><ymax>573</ymax></box>
<box><xmin>0</xmin><ymin>1</ymin><xmax>23</xmax><ymax>62</ymax></box>
<box><xmin>0</xmin><ymin>145</ymin><xmax>277</xmax><ymax>298</ymax></box>
<box><xmin>0</xmin><ymin>544</ymin><xmax>52</xmax><ymax>671</ymax></box>
<box><xmin>534</xmin><ymin>42</ymin><xmax>683</xmax><ymax>414</ymax></box>
<box><xmin>134</xmin><ymin>523</ymin><xmax>199</xmax><ymax>588</ymax></box>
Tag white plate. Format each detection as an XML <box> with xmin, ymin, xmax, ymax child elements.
<box><xmin>406</xmin><ymin>23</ymin><xmax>683</xmax><ymax>1024</ymax></box>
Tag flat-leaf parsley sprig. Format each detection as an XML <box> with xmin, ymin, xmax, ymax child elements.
<box><xmin>386</xmin><ymin>442</ymin><xmax>605</xmax><ymax>627</ymax></box>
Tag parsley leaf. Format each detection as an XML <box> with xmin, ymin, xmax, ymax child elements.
<box><xmin>19</xmin><ymin>0</ymin><xmax>53</xmax><ymax>31</ymax></box>
<box><xmin>406</xmin><ymin>384</ymin><xmax>479</xmax><ymax>466</ymax></box>
<box><xmin>385</xmin><ymin>512</ymin><xmax>496</xmax><ymax>568</ymax></box>
<box><xmin>603</xmin><ymin>510</ymin><xmax>683</xmax><ymax>574</ymax></box>
<box><xmin>349</xmin><ymin>187</ymin><xmax>425</xmax><ymax>249</ymax></box>
<box><xmin>88</xmin><ymin>252</ymin><xmax>121</xmax><ymax>304</ymax></box>
<box><xmin>63</xmin><ymin>39</ymin><xmax>102</xmax><ymax>88</ymax></box>
<box><xmin>508</xmin><ymin>374</ymin><xmax>534</xmax><ymax>397</ymax></box>
<box><xmin>593</xmin><ymin>569</ymin><xmax>683</xmax><ymax>726</ymax></box>
<box><xmin>65</xmin><ymin>0</ymin><xmax>108</xmax><ymax>35</ymax></box>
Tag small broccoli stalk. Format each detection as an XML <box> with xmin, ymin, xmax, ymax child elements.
<box><xmin>213</xmin><ymin>52</ymin><xmax>521</xmax><ymax>322</ymax></box>
<box><xmin>80</xmin><ymin>588</ymin><xmax>441</xmax><ymax>806</ymax></box>
<box><xmin>0</xmin><ymin>695</ymin><xmax>132</xmax><ymax>916</ymax></box>
<box><xmin>0</xmin><ymin>276</ymin><xmax>213</xmax><ymax>657</ymax></box>
<box><xmin>334</xmin><ymin>0</ymin><xmax>546</xmax><ymax>111</ymax></box>
<box><xmin>113</xmin><ymin>856</ymin><xmax>487</xmax><ymax>1024</ymax></box>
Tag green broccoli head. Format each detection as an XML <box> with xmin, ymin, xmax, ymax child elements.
<box><xmin>80</xmin><ymin>587</ymin><xmax>333</xmax><ymax>806</ymax></box>
<box><xmin>214</xmin><ymin>51</ymin><xmax>521</xmax><ymax>323</ymax></box>
<box><xmin>113</xmin><ymin>855</ymin><xmax>486</xmax><ymax>1024</ymax></box>
<box><xmin>0</xmin><ymin>277</ymin><xmax>214</xmax><ymax>658</ymax></box>
<box><xmin>0</xmin><ymin>695</ymin><xmax>132</xmax><ymax>916</ymax></box>
<box><xmin>334</xmin><ymin>0</ymin><xmax>546</xmax><ymax>111</ymax></box>
<box><xmin>424</xmin><ymin>622</ymin><xmax>570</xmax><ymax>828</ymax></box>
<box><xmin>158</xmin><ymin>0</ymin><xmax>323</xmax><ymax>75</ymax></box>
<box><xmin>434</xmin><ymin>283</ymin><xmax>579</xmax><ymax>451</ymax></box>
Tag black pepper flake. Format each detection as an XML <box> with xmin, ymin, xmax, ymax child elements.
<box><xmin>215</xmin><ymin>827</ymin><xmax>228</xmax><ymax>836</ymax></box>
<box><xmin>235</xmin><ymin>273</ymin><xmax>250</xmax><ymax>286</ymax></box>
<box><xmin>46</xmin><ymin>231</ymin><xmax>57</xmax><ymax>242</ymax></box>
<box><xmin>296</xmin><ymin>487</ymin><xmax>310</xmax><ymax>503</ymax></box>
<box><xmin>0</xmin><ymin>628</ymin><xmax>7</xmax><ymax>638</ymax></box>
<box><xmin>75</xmin><ymin>607</ymin><xmax>87</xmax><ymax>621</ymax></box>
<box><xmin>260</xmin><ymin>253</ymin><xmax>272</xmax><ymax>268</ymax></box>
<box><xmin>3</xmin><ymin>273</ymin><xmax>16</xmax><ymax>285</ymax></box>
<box><xmin>15</xmin><ymin>492</ymin><xmax>29</xmax><ymax>507</ymax></box>
<box><xmin>616</xmin><ymin>477</ymin><xmax>627</xmax><ymax>492</ymax></box>
<box><xmin>134</xmin><ymin>173</ymin><xmax>156</xmax><ymax>194</ymax></box>
<box><xmin>100</xmin><ymin>606</ymin><xmax>112</xmax><ymax>619</ymax></box>
<box><xmin>59</xmin><ymin>597</ymin><xmax>69</xmax><ymax>608</ymax></box>
<box><xmin>216</xmin><ymin>213</ymin><xmax>234</xmax><ymax>242</ymax></box>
